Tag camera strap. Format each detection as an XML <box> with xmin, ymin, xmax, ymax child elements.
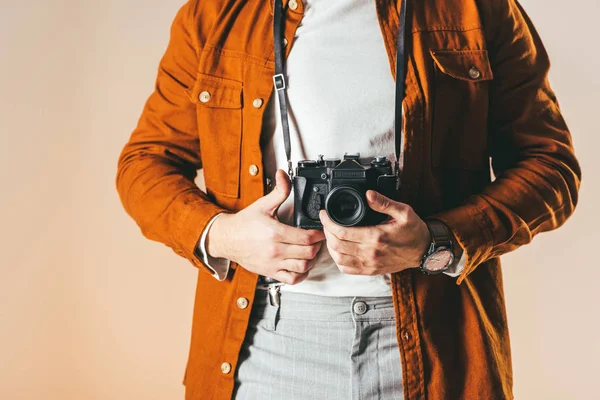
<box><xmin>272</xmin><ymin>0</ymin><xmax>408</xmax><ymax>184</ymax></box>
<box><xmin>273</xmin><ymin>0</ymin><xmax>294</xmax><ymax>178</ymax></box>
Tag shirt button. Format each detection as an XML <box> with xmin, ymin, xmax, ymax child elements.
<box><xmin>249</xmin><ymin>164</ymin><xmax>259</xmax><ymax>176</ymax></box>
<box><xmin>353</xmin><ymin>301</ymin><xmax>368</xmax><ymax>315</ymax></box>
<box><xmin>252</xmin><ymin>98</ymin><xmax>264</xmax><ymax>109</ymax></box>
<box><xmin>402</xmin><ymin>329</ymin><xmax>411</xmax><ymax>342</ymax></box>
<box><xmin>199</xmin><ymin>91</ymin><xmax>211</xmax><ymax>103</ymax></box>
<box><xmin>221</xmin><ymin>362</ymin><xmax>232</xmax><ymax>374</ymax></box>
<box><xmin>468</xmin><ymin>66</ymin><xmax>481</xmax><ymax>80</ymax></box>
<box><xmin>283</xmin><ymin>38</ymin><xmax>288</xmax><ymax>47</ymax></box>
<box><xmin>288</xmin><ymin>0</ymin><xmax>298</xmax><ymax>11</ymax></box>
<box><xmin>237</xmin><ymin>297</ymin><xmax>249</xmax><ymax>309</ymax></box>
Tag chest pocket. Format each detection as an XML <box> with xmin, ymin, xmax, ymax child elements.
<box><xmin>187</xmin><ymin>73</ymin><xmax>243</xmax><ymax>199</ymax></box>
<box><xmin>430</xmin><ymin>49</ymin><xmax>494</xmax><ymax>170</ymax></box>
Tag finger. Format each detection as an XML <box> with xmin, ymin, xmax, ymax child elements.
<box><xmin>273</xmin><ymin>269</ymin><xmax>309</xmax><ymax>285</ymax></box>
<box><xmin>319</xmin><ymin>210</ymin><xmax>374</xmax><ymax>243</ymax></box>
<box><xmin>366</xmin><ymin>190</ymin><xmax>404</xmax><ymax>219</ymax></box>
<box><xmin>257</xmin><ymin>169</ymin><xmax>291</xmax><ymax>216</ymax></box>
<box><xmin>272</xmin><ymin>221</ymin><xmax>326</xmax><ymax>245</ymax></box>
<box><xmin>337</xmin><ymin>265</ymin><xmax>365</xmax><ymax>275</ymax></box>
<box><xmin>279</xmin><ymin>242</ymin><xmax>322</xmax><ymax>260</ymax></box>
<box><xmin>282</xmin><ymin>258</ymin><xmax>315</xmax><ymax>274</ymax></box>
<box><xmin>329</xmin><ymin>248</ymin><xmax>363</xmax><ymax>269</ymax></box>
<box><xmin>323</xmin><ymin>229</ymin><xmax>361</xmax><ymax>257</ymax></box>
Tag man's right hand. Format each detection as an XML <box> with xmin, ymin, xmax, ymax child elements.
<box><xmin>206</xmin><ymin>169</ymin><xmax>325</xmax><ymax>285</ymax></box>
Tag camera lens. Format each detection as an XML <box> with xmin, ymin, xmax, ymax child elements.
<box><xmin>325</xmin><ymin>186</ymin><xmax>366</xmax><ymax>227</ymax></box>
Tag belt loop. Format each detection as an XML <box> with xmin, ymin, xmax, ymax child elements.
<box><xmin>350</xmin><ymin>296</ymin><xmax>358</xmax><ymax>325</ymax></box>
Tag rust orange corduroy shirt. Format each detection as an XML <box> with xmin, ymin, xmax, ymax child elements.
<box><xmin>116</xmin><ymin>0</ymin><xmax>581</xmax><ymax>399</ymax></box>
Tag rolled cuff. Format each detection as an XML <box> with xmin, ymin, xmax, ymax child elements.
<box><xmin>194</xmin><ymin>213</ymin><xmax>231</xmax><ymax>281</ymax></box>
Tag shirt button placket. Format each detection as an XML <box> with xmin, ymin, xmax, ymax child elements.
<box><xmin>249</xmin><ymin>164</ymin><xmax>259</xmax><ymax>176</ymax></box>
<box><xmin>252</xmin><ymin>98</ymin><xmax>264</xmax><ymax>109</ymax></box>
<box><xmin>221</xmin><ymin>362</ymin><xmax>232</xmax><ymax>374</ymax></box>
<box><xmin>237</xmin><ymin>297</ymin><xmax>249</xmax><ymax>309</ymax></box>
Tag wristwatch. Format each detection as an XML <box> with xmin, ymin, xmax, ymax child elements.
<box><xmin>420</xmin><ymin>219</ymin><xmax>455</xmax><ymax>275</ymax></box>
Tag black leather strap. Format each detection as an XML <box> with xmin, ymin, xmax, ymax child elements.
<box><xmin>273</xmin><ymin>0</ymin><xmax>408</xmax><ymax>182</ymax></box>
<box><xmin>420</xmin><ymin>219</ymin><xmax>454</xmax><ymax>275</ymax></box>
<box><xmin>425</xmin><ymin>219</ymin><xmax>453</xmax><ymax>248</ymax></box>
<box><xmin>394</xmin><ymin>0</ymin><xmax>408</xmax><ymax>186</ymax></box>
<box><xmin>273</xmin><ymin>0</ymin><xmax>294</xmax><ymax>177</ymax></box>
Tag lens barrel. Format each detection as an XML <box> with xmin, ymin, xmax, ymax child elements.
<box><xmin>325</xmin><ymin>186</ymin><xmax>367</xmax><ymax>227</ymax></box>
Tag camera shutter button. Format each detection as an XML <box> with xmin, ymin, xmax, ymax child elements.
<box><xmin>249</xmin><ymin>164</ymin><xmax>259</xmax><ymax>176</ymax></box>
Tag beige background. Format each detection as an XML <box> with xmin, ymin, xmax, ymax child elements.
<box><xmin>0</xmin><ymin>0</ymin><xmax>597</xmax><ymax>399</ymax></box>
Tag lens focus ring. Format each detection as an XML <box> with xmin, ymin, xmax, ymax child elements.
<box><xmin>324</xmin><ymin>186</ymin><xmax>366</xmax><ymax>227</ymax></box>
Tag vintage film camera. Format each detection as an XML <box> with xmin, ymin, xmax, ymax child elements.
<box><xmin>293</xmin><ymin>154</ymin><xmax>397</xmax><ymax>229</ymax></box>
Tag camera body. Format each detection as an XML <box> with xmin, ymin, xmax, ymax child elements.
<box><xmin>293</xmin><ymin>154</ymin><xmax>397</xmax><ymax>229</ymax></box>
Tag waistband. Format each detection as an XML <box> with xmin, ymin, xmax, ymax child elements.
<box><xmin>251</xmin><ymin>287</ymin><xmax>396</xmax><ymax>322</ymax></box>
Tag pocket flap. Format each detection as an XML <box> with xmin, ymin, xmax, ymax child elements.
<box><xmin>430</xmin><ymin>49</ymin><xmax>494</xmax><ymax>82</ymax></box>
<box><xmin>187</xmin><ymin>73</ymin><xmax>243</xmax><ymax>109</ymax></box>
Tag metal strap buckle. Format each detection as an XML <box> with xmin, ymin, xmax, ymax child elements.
<box><xmin>266</xmin><ymin>283</ymin><xmax>284</xmax><ymax>306</ymax></box>
<box><xmin>273</xmin><ymin>74</ymin><xmax>286</xmax><ymax>91</ymax></box>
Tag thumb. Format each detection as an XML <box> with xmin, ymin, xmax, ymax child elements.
<box><xmin>366</xmin><ymin>190</ymin><xmax>401</xmax><ymax>218</ymax></box>
<box><xmin>258</xmin><ymin>169</ymin><xmax>291</xmax><ymax>216</ymax></box>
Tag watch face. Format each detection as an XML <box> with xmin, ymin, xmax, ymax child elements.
<box><xmin>423</xmin><ymin>248</ymin><xmax>454</xmax><ymax>273</ymax></box>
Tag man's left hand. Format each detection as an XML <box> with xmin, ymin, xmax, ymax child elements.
<box><xmin>319</xmin><ymin>190</ymin><xmax>431</xmax><ymax>276</ymax></box>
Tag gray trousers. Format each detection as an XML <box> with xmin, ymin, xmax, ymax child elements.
<box><xmin>233</xmin><ymin>289</ymin><xmax>404</xmax><ymax>400</ymax></box>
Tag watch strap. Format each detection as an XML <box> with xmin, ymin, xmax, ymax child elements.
<box><xmin>425</xmin><ymin>219</ymin><xmax>452</xmax><ymax>249</ymax></box>
<box><xmin>419</xmin><ymin>219</ymin><xmax>454</xmax><ymax>275</ymax></box>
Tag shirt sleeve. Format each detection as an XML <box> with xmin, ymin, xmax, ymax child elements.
<box><xmin>442</xmin><ymin>251</ymin><xmax>466</xmax><ymax>278</ymax></box>
<box><xmin>195</xmin><ymin>213</ymin><xmax>231</xmax><ymax>281</ymax></box>
<box><xmin>115</xmin><ymin>0</ymin><xmax>228</xmax><ymax>275</ymax></box>
<box><xmin>429</xmin><ymin>0</ymin><xmax>581</xmax><ymax>284</ymax></box>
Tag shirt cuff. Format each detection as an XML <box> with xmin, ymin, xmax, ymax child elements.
<box><xmin>195</xmin><ymin>213</ymin><xmax>231</xmax><ymax>281</ymax></box>
<box><xmin>443</xmin><ymin>250</ymin><xmax>466</xmax><ymax>278</ymax></box>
